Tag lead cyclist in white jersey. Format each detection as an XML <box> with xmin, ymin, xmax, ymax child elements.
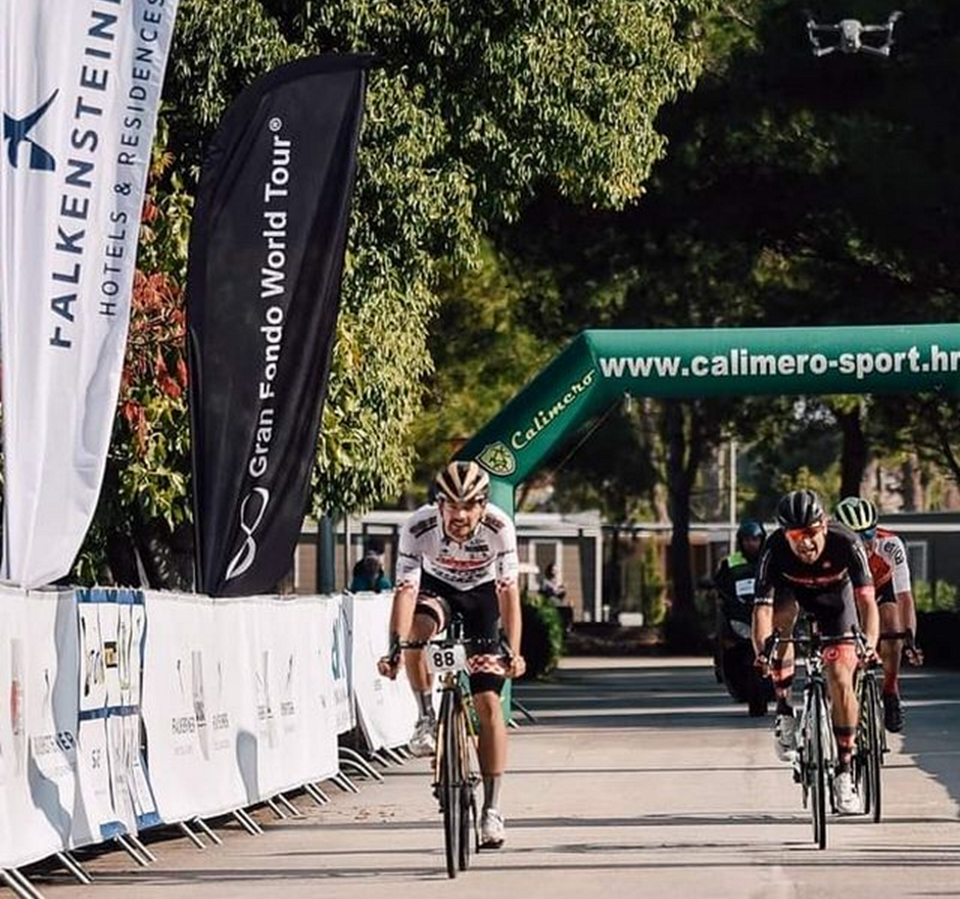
<box><xmin>378</xmin><ymin>461</ymin><xmax>526</xmax><ymax>849</ymax></box>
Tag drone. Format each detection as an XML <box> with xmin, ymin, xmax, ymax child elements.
<box><xmin>806</xmin><ymin>10</ymin><xmax>902</xmax><ymax>57</ymax></box>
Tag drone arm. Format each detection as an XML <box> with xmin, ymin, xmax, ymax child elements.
<box><xmin>857</xmin><ymin>45</ymin><xmax>890</xmax><ymax>58</ymax></box>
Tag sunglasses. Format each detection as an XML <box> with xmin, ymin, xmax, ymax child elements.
<box><xmin>785</xmin><ymin>522</ymin><xmax>825</xmax><ymax>542</ymax></box>
<box><xmin>860</xmin><ymin>527</ymin><xmax>877</xmax><ymax>541</ymax></box>
<box><xmin>439</xmin><ymin>498</ymin><xmax>486</xmax><ymax>513</ymax></box>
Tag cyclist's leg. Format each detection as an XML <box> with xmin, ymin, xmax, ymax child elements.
<box><xmin>458</xmin><ymin>582</ymin><xmax>510</xmax><ymax>846</ymax></box>
<box><xmin>770</xmin><ymin>590</ymin><xmax>799</xmax><ymax>716</ymax></box>
<box><xmin>407</xmin><ymin>579</ymin><xmax>449</xmax><ymax>692</ymax></box>
<box><xmin>819</xmin><ymin>591</ymin><xmax>860</xmax><ymax>773</ymax></box>
<box><xmin>406</xmin><ymin>576</ymin><xmax>450</xmax><ymax>754</ymax></box>
<box><xmin>877</xmin><ymin>591</ymin><xmax>904</xmax><ymax>728</ymax></box>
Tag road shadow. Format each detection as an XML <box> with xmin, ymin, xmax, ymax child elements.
<box><xmin>516</xmin><ymin>658</ymin><xmax>960</xmax><ymax>815</ymax></box>
<box><xmin>898</xmin><ymin>667</ymin><xmax>960</xmax><ymax>811</ymax></box>
<box><xmin>514</xmin><ymin>661</ymin><xmax>774</xmax><ymax>730</ymax></box>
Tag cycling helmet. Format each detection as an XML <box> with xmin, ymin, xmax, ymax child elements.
<box><xmin>434</xmin><ymin>460</ymin><xmax>490</xmax><ymax>504</ymax></box>
<box><xmin>835</xmin><ymin>496</ymin><xmax>879</xmax><ymax>533</ymax></box>
<box><xmin>736</xmin><ymin>518</ymin><xmax>766</xmax><ymax>549</ymax></box>
<box><xmin>776</xmin><ymin>489</ymin><xmax>826</xmax><ymax>529</ymax></box>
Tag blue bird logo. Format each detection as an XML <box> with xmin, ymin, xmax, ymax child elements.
<box><xmin>3</xmin><ymin>90</ymin><xmax>58</xmax><ymax>171</ymax></box>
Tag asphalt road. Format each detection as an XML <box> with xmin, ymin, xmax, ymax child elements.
<box><xmin>31</xmin><ymin>656</ymin><xmax>960</xmax><ymax>899</ymax></box>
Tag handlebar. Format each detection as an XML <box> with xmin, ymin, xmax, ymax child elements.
<box><xmin>389</xmin><ymin>632</ymin><xmax>514</xmax><ymax>665</ymax></box>
<box><xmin>759</xmin><ymin>627</ymin><xmax>873</xmax><ymax>667</ymax></box>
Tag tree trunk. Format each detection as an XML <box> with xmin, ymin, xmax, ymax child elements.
<box><xmin>662</xmin><ymin>401</ymin><xmax>706</xmax><ymax>651</ymax></box>
<box><xmin>838</xmin><ymin>404</ymin><xmax>868</xmax><ymax>498</ymax></box>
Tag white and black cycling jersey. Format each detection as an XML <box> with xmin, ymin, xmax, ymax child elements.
<box><xmin>395</xmin><ymin>503</ymin><xmax>519</xmax><ymax>592</ymax></box>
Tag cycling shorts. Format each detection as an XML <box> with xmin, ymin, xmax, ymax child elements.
<box><xmin>774</xmin><ymin>582</ymin><xmax>860</xmax><ymax>638</ymax></box>
<box><xmin>415</xmin><ymin>572</ymin><xmax>508</xmax><ymax>695</ymax></box>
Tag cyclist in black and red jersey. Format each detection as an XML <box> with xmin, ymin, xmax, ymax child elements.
<box><xmin>377</xmin><ymin>461</ymin><xmax>526</xmax><ymax>849</ymax></box>
<box><xmin>752</xmin><ymin>489</ymin><xmax>879</xmax><ymax>815</ymax></box>
<box><xmin>836</xmin><ymin>496</ymin><xmax>924</xmax><ymax>733</ymax></box>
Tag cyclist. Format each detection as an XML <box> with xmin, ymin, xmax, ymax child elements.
<box><xmin>377</xmin><ymin>460</ymin><xmax>526</xmax><ymax>849</ymax></box>
<box><xmin>835</xmin><ymin>496</ymin><xmax>924</xmax><ymax>733</ymax></box>
<box><xmin>752</xmin><ymin>488</ymin><xmax>879</xmax><ymax>815</ymax></box>
<box><xmin>713</xmin><ymin>519</ymin><xmax>771</xmax><ymax>715</ymax></box>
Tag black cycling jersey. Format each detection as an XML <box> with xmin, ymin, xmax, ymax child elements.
<box><xmin>755</xmin><ymin>522</ymin><xmax>873</xmax><ymax>636</ymax></box>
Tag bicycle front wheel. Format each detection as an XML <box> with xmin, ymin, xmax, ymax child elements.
<box><xmin>863</xmin><ymin>675</ymin><xmax>883</xmax><ymax>823</ymax></box>
<box><xmin>438</xmin><ymin>693</ymin><xmax>461</xmax><ymax>878</ymax></box>
<box><xmin>454</xmin><ymin>701</ymin><xmax>476</xmax><ymax>871</ymax></box>
<box><xmin>808</xmin><ymin>682</ymin><xmax>828</xmax><ymax>849</ymax></box>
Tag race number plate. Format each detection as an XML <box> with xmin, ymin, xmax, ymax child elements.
<box><xmin>425</xmin><ymin>643</ymin><xmax>468</xmax><ymax>674</ymax></box>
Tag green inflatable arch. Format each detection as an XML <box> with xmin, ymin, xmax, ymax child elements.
<box><xmin>459</xmin><ymin>324</ymin><xmax>960</xmax><ymax>513</ymax></box>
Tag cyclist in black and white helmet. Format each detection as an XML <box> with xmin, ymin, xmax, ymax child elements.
<box><xmin>836</xmin><ymin>496</ymin><xmax>923</xmax><ymax>733</ymax></box>
<box><xmin>752</xmin><ymin>488</ymin><xmax>879</xmax><ymax>815</ymax></box>
<box><xmin>378</xmin><ymin>460</ymin><xmax>526</xmax><ymax>848</ymax></box>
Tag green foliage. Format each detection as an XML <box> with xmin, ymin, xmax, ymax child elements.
<box><xmin>410</xmin><ymin>241</ymin><xmax>556</xmax><ymax>489</ymax></box>
<box><xmin>162</xmin><ymin>0</ymin><xmax>721</xmax><ymax>512</ymax></box>
<box><xmin>520</xmin><ymin>592</ymin><xmax>565</xmax><ymax>679</ymax></box>
<box><xmin>640</xmin><ymin>543</ymin><xmax>667</xmax><ymax>626</ymax></box>
<box><xmin>913</xmin><ymin>579</ymin><xmax>959</xmax><ymax>613</ymax></box>
<box><xmin>70</xmin><ymin>139</ymin><xmax>194</xmax><ymax>585</ymax></box>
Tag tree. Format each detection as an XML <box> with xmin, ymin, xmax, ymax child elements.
<box><xmin>481</xmin><ymin>1</ymin><xmax>960</xmax><ymax>636</ymax></box>
<box><xmin>161</xmin><ymin>0</ymin><xmax>724</xmax><ymax>516</ymax></box>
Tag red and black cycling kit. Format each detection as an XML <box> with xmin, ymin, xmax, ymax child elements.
<box><xmin>754</xmin><ymin>522</ymin><xmax>873</xmax><ymax>636</ymax></box>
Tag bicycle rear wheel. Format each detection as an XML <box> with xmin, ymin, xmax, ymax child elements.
<box><xmin>808</xmin><ymin>683</ymin><xmax>828</xmax><ymax>849</ymax></box>
<box><xmin>438</xmin><ymin>693</ymin><xmax>461</xmax><ymax>878</ymax></box>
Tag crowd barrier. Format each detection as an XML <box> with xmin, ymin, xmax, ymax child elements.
<box><xmin>0</xmin><ymin>586</ymin><xmax>416</xmax><ymax>880</ymax></box>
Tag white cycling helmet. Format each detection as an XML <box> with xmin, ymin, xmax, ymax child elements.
<box><xmin>434</xmin><ymin>460</ymin><xmax>490</xmax><ymax>504</ymax></box>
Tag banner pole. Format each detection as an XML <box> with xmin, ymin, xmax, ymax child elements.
<box><xmin>319</xmin><ymin>514</ymin><xmax>336</xmax><ymax>594</ymax></box>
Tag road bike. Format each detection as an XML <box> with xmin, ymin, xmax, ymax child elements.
<box><xmin>854</xmin><ymin>627</ymin><xmax>919</xmax><ymax>821</ymax></box>
<box><xmin>403</xmin><ymin>617</ymin><xmax>499</xmax><ymax>878</ymax></box>
<box><xmin>765</xmin><ymin>623</ymin><xmax>860</xmax><ymax>849</ymax></box>
<box><xmin>852</xmin><ymin>646</ymin><xmax>884</xmax><ymax>823</ymax></box>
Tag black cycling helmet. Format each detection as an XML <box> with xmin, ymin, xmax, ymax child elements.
<box><xmin>736</xmin><ymin>518</ymin><xmax>766</xmax><ymax>547</ymax></box>
<box><xmin>835</xmin><ymin>496</ymin><xmax>879</xmax><ymax>533</ymax></box>
<box><xmin>776</xmin><ymin>489</ymin><xmax>826</xmax><ymax>529</ymax></box>
<box><xmin>434</xmin><ymin>460</ymin><xmax>490</xmax><ymax>504</ymax></box>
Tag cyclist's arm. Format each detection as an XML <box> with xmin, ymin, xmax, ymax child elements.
<box><xmin>751</xmin><ymin>547</ymin><xmax>775</xmax><ymax>659</ymax></box>
<box><xmin>854</xmin><ymin>584</ymin><xmax>880</xmax><ymax>649</ymax></box>
<box><xmin>497</xmin><ymin>580</ymin><xmax>522</xmax><ymax>659</ymax></box>
<box><xmin>388</xmin><ymin>581</ymin><xmax>418</xmax><ymax>644</ymax></box>
<box><xmin>752</xmin><ymin>600</ymin><xmax>773</xmax><ymax>659</ymax></box>
<box><xmin>888</xmin><ymin>535</ymin><xmax>918</xmax><ymax>640</ymax></box>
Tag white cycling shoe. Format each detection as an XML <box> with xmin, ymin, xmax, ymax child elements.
<box><xmin>774</xmin><ymin>713</ymin><xmax>798</xmax><ymax>763</ymax></box>
<box><xmin>480</xmin><ymin>808</ymin><xmax>505</xmax><ymax>849</ymax></box>
<box><xmin>408</xmin><ymin>716</ymin><xmax>436</xmax><ymax>757</ymax></box>
<box><xmin>834</xmin><ymin>771</ymin><xmax>861</xmax><ymax>815</ymax></box>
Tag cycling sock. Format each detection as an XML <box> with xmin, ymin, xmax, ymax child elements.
<box><xmin>834</xmin><ymin>724</ymin><xmax>855</xmax><ymax>770</ymax></box>
<box><xmin>483</xmin><ymin>775</ymin><xmax>502</xmax><ymax>812</ymax></box>
<box><xmin>882</xmin><ymin>670</ymin><xmax>899</xmax><ymax>695</ymax></box>
<box><xmin>416</xmin><ymin>691</ymin><xmax>435</xmax><ymax>720</ymax></box>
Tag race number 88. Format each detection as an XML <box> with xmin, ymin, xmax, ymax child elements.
<box><xmin>427</xmin><ymin>644</ymin><xmax>466</xmax><ymax>673</ymax></box>
<box><xmin>432</xmin><ymin>649</ymin><xmax>457</xmax><ymax>669</ymax></box>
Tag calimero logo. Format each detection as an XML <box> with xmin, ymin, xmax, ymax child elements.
<box><xmin>511</xmin><ymin>369</ymin><xmax>596</xmax><ymax>450</ymax></box>
<box><xmin>477</xmin><ymin>442</ymin><xmax>517</xmax><ymax>477</ymax></box>
<box><xmin>3</xmin><ymin>90</ymin><xmax>58</xmax><ymax>172</ymax></box>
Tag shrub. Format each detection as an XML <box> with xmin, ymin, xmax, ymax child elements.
<box><xmin>519</xmin><ymin>593</ymin><xmax>565</xmax><ymax>679</ymax></box>
<box><xmin>913</xmin><ymin>580</ymin><xmax>959</xmax><ymax>613</ymax></box>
